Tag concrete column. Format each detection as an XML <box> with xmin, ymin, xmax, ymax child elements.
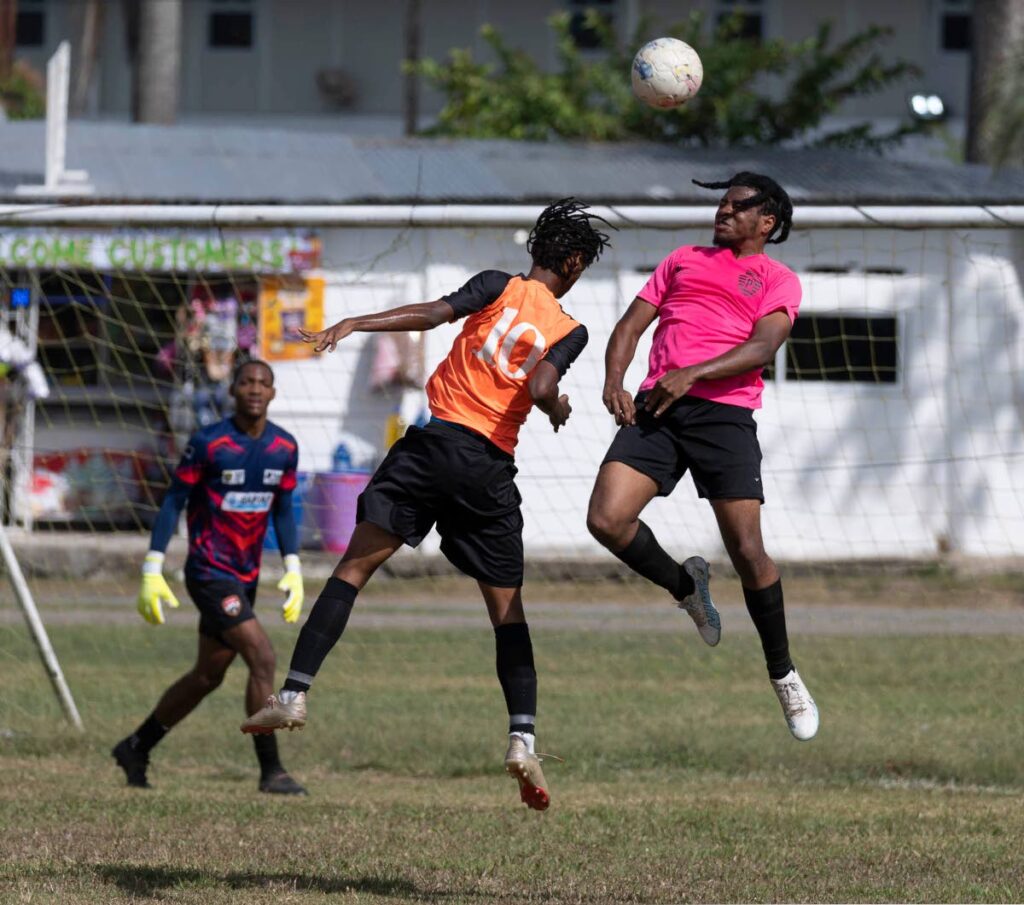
<box><xmin>136</xmin><ymin>0</ymin><xmax>182</xmax><ymax>124</ymax></box>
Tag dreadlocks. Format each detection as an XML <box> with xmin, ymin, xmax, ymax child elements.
<box><xmin>527</xmin><ymin>198</ymin><xmax>613</xmax><ymax>279</ymax></box>
<box><xmin>692</xmin><ymin>172</ymin><xmax>794</xmax><ymax>244</ymax></box>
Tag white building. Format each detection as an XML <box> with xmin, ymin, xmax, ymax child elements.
<box><xmin>1</xmin><ymin>125</ymin><xmax>1022</xmax><ymax>565</ymax></box>
<box><xmin>13</xmin><ymin>0</ymin><xmax>973</xmax><ymax>142</ymax></box>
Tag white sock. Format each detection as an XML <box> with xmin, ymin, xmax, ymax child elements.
<box><xmin>510</xmin><ymin>730</ymin><xmax>535</xmax><ymax>754</ymax></box>
<box><xmin>279</xmin><ymin>689</ymin><xmax>302</xmax><ymax>704</ymax></box>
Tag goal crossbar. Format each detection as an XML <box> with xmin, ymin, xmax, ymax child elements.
<box><xmin>0</xmin><ymin>204</ymin><xmax>1021</xmax><ymax>230</ymax></box>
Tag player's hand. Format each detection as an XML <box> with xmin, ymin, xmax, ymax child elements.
<box><xmin>644</xmin><ymin>367</ymin><xmax>697</xmax><ymax>417</ymax></box>
<box><xmin>602</xmin><ymin>385</ymin><xmax>636</xmax><ymax>426</ymax></box>
<box><xmin>299</xmin><ymin>319</ymin><xmax>353</xmax><ymax>353</ymax></box>
<box><xmin>137</xmin><ymin>552</ymin><xmax>180</xmax><ymax>626</ymax></box>
<box><xmin>547</xmin><ymin>394</ymin><xmax>572</xmax><ymax>432</ymax></box>
<box><xmin>278</xmin><ymin>554</ymin><xmax>304</xmax><ymax>624</ymax></box>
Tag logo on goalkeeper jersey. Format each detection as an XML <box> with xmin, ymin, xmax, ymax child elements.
<box><xmin>263</xmin><ymin>469</ymin><xmax>283</xmax><ymax>485</ymax></box>
<box><xmin>222</xmin><ymin>491</ymin><xmax>274</xmax><ymax>512</ymax></box>
<box><xmin>222</xmin><ymin>469</ymin><xmax>245</xmax><ymax>485</ymax></box>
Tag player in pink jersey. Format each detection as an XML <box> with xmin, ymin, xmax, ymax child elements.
<box><xmin>587</xmin><ymin>172</ymin><xmax>818</xmax><ymax>741</ymax></box>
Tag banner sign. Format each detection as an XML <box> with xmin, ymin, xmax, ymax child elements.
<box><xmin>0</xmin><ymin>230</ymin><xmax>321</xmax><ymax>273</ymax></box>
<box><xmin>259</xmin><ymin>274</ymin><xmax>325</xmax><ymax>361</ymax></box>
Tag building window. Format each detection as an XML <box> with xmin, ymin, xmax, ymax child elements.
<box><xmin>15</xmin><ymin>0</ymin><xmax>45</xmax><ymax>48</ymax></box>
<box><xmin>209</xmin><ymin>1</ymin><xmax>253</xmax><ymax>49</ymax></box>
<box><xmin>941</xmin><ymin>0</ymin><xmax>971</xmax><ymax>51</ymax></box>
<box><xmin>716</xmin><ymin>0</ymin><xmax>763</xmax><ymax>41</ymax></box>
<box><xmin>784</xmin><ymin>314</ymin><xmax>898</xmax><ymax>383</ymax></box>
<box><xmin>567</xmin><ymin>1</ymin><xmax>616</xmax><ymax>50</ymax></box>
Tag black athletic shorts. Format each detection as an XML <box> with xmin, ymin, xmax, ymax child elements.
<box><xmin>185</xmin><ymin>572</ymin><xmax>259</xmax><ymax>642</ymax></box>
<box><xmin>602</xmin><ymin>392</ymin><xmax>764</xmax><ymax>501</ymax></box>
<box><xmin>357</xmin><ymin>419</ymin><xmax>524</xmax><ymax>587</ymax></box>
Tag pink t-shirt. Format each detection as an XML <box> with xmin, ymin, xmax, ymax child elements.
<box><xmin>637</xmin><ymin>245</ymin><xmax>801</xmax><ymax>409</ymax></box>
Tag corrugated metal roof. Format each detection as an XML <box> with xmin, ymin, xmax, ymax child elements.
<box><xmin>1</xmin><ymin>121</ymin><xmax>1021</xmax><ymax>205</ymax></box>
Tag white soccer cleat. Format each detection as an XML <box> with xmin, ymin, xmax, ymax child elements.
<box><xmin>504</xmin><ymin>735</ymin><xmax>550</xmax><ymax>811</ymax></box>
<box><xmin>240</xmin><ymin>692</ymin><xmax>307</xmax><ymax>735</ymax></box>
<box><xmin>677</xmin><ymin>556</ymin><xmax>721</xmax><ymax>646</ymax></box>
<box><xmin>771</xmin><ymin>669</ymin><xmax>819</xmax><ymax>741</ymax></box>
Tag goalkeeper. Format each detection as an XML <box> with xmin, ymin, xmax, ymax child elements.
<box><xmin>112</xmin><ymin>360</ymin><xmax>307</xmax><ymax>795</ymax></box>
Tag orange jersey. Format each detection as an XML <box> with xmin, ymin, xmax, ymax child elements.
<box><xmin>426</xmin><ymin>275</ymin><xmax>582</xmax><ymax>455</ymax></box>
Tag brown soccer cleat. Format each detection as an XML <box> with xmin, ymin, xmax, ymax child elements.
<box><xmin>504</xmin><ymin>735</ymin><xmax>550</xmax><ymax>811</ymax></box>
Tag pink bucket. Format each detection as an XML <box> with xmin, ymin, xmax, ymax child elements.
<box><xmin>309</xmin><ymin>471</ymin><xmax>372</xmax><ymax>553</ymax></box>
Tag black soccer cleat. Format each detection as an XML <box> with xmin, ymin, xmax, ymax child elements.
<box><xmin>258</xmin><ymin>770</ymin><xmax>308</xmax><ymax>796</ymax></box>
<box><xmin>112</xmin><ymin>738</ymin><xmax>151</xmax><ymax>789</ymax></box>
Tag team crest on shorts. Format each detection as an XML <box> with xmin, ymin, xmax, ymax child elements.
<box><xmin>738</xmin><ymin>269</ymin><xmax>762</xmax><ymax>296</ymax></box>
<box><xmin>221</xmin><ymin>594</ymin><xmax>243</xmax><ymax>617</ymax></box>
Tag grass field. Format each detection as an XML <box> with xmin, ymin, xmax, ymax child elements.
<box><xmin>2</xmin><ymin>614</ymin><xmax>1024</xmax><ymax>903</ymax></box>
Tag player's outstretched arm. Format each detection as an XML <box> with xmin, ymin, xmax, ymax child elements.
<box><xmin>528</xmin><ymin>360</ymin><xmax>572</xmax><ymax>432</ymax></box>
<box><xmin>299</xmin><ymin>300</ymin><xmax>455</xmax><ymax>353</ymax></box>
<box><xmin>603</xmin><ymin>298</ymin><xmax>658</xmax><ymax>426</ymax></box>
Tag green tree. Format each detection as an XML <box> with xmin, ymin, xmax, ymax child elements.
<box><xmin>412</xmin><ymin>12</ymin><xmax>920</xmax><ymax>150</ymax></box>
<box><xmin>0</xmin><ymin>61</ymin><xmax>44</xmax><ymax>120</ymax></box>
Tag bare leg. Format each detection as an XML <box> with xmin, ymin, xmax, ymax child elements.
<box><xmin>586</xmin><ymin>461</ymin><xmax>660</xmax><ymax>552</ymax></box>
<box><xmin>587</xmin><ymin>461</ymin><xmax>692</xmax><ymax>600</ymax></box>
<box><xmin>221</xmin><ymin>617</ymin><xmax>277</xmax><ymax>717</ymax></box>
<box><xmin>710</xmin><ymin>498</ymin><xmax>778</xmax><ymax>589</ymax></box>
<box><xmin>152</xmin><ymin>633</ymin><xmax>236</xmax><ymax>728</ymax></box>
<box><xmin>478</xmin><ymin>583</ymin><xmax>526</xmax><ymax>627</ymax></box>
<box><xmin>333</xmin><ymin>521</ymin><xmax>405</xmax><ymax>589</ymax></box>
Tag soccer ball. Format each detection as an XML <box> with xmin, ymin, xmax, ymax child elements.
<box><xmin>630</xmin><ymin>38</ymin><xmax>703</xmax><ymax>109</ymax></box>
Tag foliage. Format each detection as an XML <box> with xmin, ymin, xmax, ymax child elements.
<box><xmin>411</xmin><ymin>11</ymin><xmax>921</xmax><ymax>151</ymax></box>
<box><xmin>0</xmin><ymin>60</ymin><xmax>44</xmax><ymax>120</ymax></box>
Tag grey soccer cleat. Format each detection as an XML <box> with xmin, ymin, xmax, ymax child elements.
<box><xmin>677</xmin><ymin>556</ymin><xmax>721</xmax><ymax>646</ymax></box>
<box><xmin>240</xmin><ymin>692</ymin><xmax>307</xmax><ymax>735</ymax></box>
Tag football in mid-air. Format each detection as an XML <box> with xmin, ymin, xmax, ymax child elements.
<box><xmin>630</xmin><ymin>38</ymin><xmax>703</xmax><ymax>109</ymax></box>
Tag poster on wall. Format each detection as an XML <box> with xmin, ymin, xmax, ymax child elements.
<box><xmin>259</xmin><ymin>274</ymin><xmax>325</xmax><ymax>361</ymax></box>
<box><xmin>0</xmin><ymin>230</ymin><xmax>321</xmax><ymax>273</ymax></box>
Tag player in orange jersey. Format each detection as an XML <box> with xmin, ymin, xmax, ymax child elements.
<box><xmin>242</xmin><ymin>200</ymin><xmax>610</xmax><ymax>810</ymax></box>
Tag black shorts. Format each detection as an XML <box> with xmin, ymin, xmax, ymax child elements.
<box><xmin>357</xmin><ymin>420</ymin><xmax>524</xmax><ymax>587</ymax></box>
<box><xmin>185</xmin><ymin>573</ymin><xmax>259</xmax><ymax>642</ymax></box>
<box><xmin>603</xmin><ymin>393</ymin><xmax>764</xmax><ymax>501</ymax></box>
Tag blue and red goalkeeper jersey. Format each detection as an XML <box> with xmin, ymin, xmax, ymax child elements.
<box><xmin>162</xmin><ymin>418</ymin><xmax>299</xmax><ymax>584</ymax></box>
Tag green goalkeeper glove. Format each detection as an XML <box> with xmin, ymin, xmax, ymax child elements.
<box><xmin>278</xmin><ymin>554</ymin><xmax>304</xmax><ymax>624</ymax></box>
<box><xmin>137</xmin><ymin>551</ymin><xmax>180</xmax><ymax>626</ymax></box>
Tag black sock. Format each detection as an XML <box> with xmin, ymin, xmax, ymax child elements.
<box><xmin>743</xmin><ymin>579</ymin><xmax>793</xmax><ymax>680</ymax></box>
<box><xmin>495</xmin><ymin>622</ymin><xmax>536</xmax><ymax>735</ymax></box>
<box><xmin>283</xmin><ymin>577</ymin><xmax>358</xmax><ymax>693</ymax></box>
<box><xmin>252</xmin><ymin>732</ymin><xmax>283</xmax><ymax>778</ymax></box>
<box><xmin>613</xmin><ymin>520</ymin><xmax>694</xmax><ymax>600</ymax></box>
<box><xmin>129</xmin><ymin>714</ymin><xmax>168</xmax><ymax>755</ymax></box>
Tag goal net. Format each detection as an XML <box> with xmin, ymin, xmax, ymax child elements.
<box><xmin>2</xmin><ymin>213</ymin><xmax>1023</xmax><ymax>730</ymax></box>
